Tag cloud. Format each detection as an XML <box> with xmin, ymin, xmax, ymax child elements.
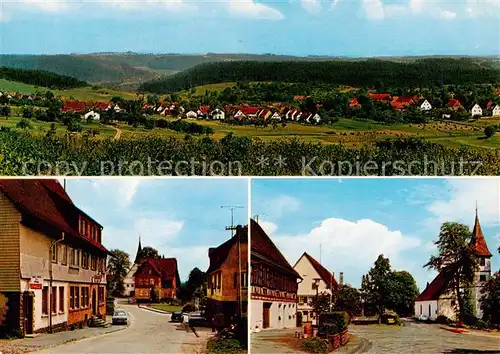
<box><xmin>270</xmin><ymin>217</ymin><xmax>421</xmax><ymax>286</ymax></box>
<box><xmin>0</xmin><ymin>11</ymin><xmax>8</xmax><ymax>22</ymax></box>
<box><xmin>301</xmin><ymin>0</ymin><xmax>322</xmax><ymax>15</ymax></box>
<box><xmin>91</xmin><ymin>179</ymin><xmax>141</xmax><ymax>208</ymax></box>
<box><xmin>330</xmin><ymin>0</ymin><xmax>340</xmax><ymax>10</ymax></box>
<box><xmin>270</xmin><ymin>194</ymin><xmax>301</xmax><ymax>217</ymax></box>
<box><xmin>465</xmin><ymin>0</ymin><xmax>500</xmax><ymax>18</ymax></box>
<box><xmin>227</xmin><ymin>0</ymin><xmax>285</xmax><ymax>20</ymax></box>
<box><xmin>426</xmin><ymin>178</ymin><xmax>500</xmax><ymax>228</ymax></box>
<box><xmin>107</xmin><ymin>0</ymin><xmax>198</xmax><ymax>12</ymax></box>
<box><xmin>259</xmin><ymin>220</ymin><xmax>278</xmax><ymax>235</ymax></box>
<box><xmin>439</xmin><ymin>10</ymin><xmax>457</xmax><ymax>20</ymax></box>
<box><xmin>362</xmin><ymin>0</ymin><xmax>385</xmax><ymax>20</ymax></box>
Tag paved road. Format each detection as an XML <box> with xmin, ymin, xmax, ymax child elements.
<box><xmin>37</xmin><ymin>304</ymin><xmax>207</xmax><ymax>354</ymax></box>
<box><xmin>350</xmin><ymin>322</ymin><xmax>500</xmax><ymax>353</ymax></box>
<box><xmin>113</xmin><ymin>126</ymin><xmax>122</xmax><ymax>140</ymax></box>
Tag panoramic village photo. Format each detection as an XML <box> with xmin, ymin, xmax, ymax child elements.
<box><xmin>0</xmin><ymin>178</ymin><xmax>249</xmax><ymax>354</ymax></box>
<box><xmin>250</xmin><ymin>178</ymin><xmax>499</xmax><ymax>353</ymax></box>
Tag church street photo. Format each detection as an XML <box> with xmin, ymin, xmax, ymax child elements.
<box><xmin>0</xmin><ymin>178</ymin><xmax>249</xmax><ymax>354</ymax></box>
<box><xmin>250</xmin><ymin>178</ymin><xmax>499</xmax><ymax>353</ymax></box>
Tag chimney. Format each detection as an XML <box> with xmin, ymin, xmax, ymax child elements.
<box><xmin>339</xmin><ymin>272</ymin><xmax>344</xmax><ymax>285</ymax></box>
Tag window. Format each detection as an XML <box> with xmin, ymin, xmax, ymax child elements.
<box><xmin>234</xmin><ymin>272</ymin><xmax>237</xmax><ymax>288</ymax></box>
<box><xmin>82</xmin><ymin>220</ymin><xmax>86</xmax><ymax>236</ymax></box>
<box><xmin>52</xmin><ymin>244</ymin><xmax>57</xmax><ymax>263</ymax></box>
<box><xmin>61</xmin><ymin>245</ymin><xmax>67</xmax><ymax>265</ymax></box>
<box><xmin>59</xmin><ymin>287</ymin><xmax>64</xmax><ymax>312</ymax></box>
<box><xmin>81</xmin><ymin>287</ymin><xmax>89</xmax><ymax>308</ymax></box>
<box><xmin>149</xmin><ymin>278</ymin><xmax>154</xmax><ymax>285</ymax></box>
<box><xmin>70</xmin><ymin>286</ymin><xmax>75</xmax><ymax>309</ymax></box>
<box><xmin>420</xmin><ymin>304</ymin><xmax>422</xmax><ymax>315</ymax></box>
<box><xmin>480</xmin><ymin>274</ymin><xmax>487</xmax><ymax>282</ymax></box>
<box><xmin>99</xmin><ymin>286</ymin><xmax>105</xmax><ymax>303</ymax></box>
<box><xmin>82</xmin><ymin>252</ymin><xmax>89</xmax><ymax>269</ymax></box>
<box><xmin>75</xmin><ymin>287</ymin><xmax>80</xmax><ymax>309</ymax></box>
<box><xmin>51</xmin><ymin>287</ymin><xmax>57</xmax><ymax>314</ymax></box>
<box><xmin>217</xmin><ymin>273</ymin><xmax>221</xmax><ymax>289</ymax></box>
<box><xmin>42</xmin><ymin>287</ymin><xmax>48</xmax><ymax>315</ymax></box>
<box><xmin>70</xmin><ymin>248</ymin><xmax>80</xmax><ymax>267</ymax></box>
<box><xmin>91</xmin><ymin>255</ymin><xmax>97</xmax><ymax>270</ymax></box>
<box><xmin>241</xmin><ymin>272</ymin><xmax>247</xmax><ymax>288</ymax></box>
<box><xmin>298</xmin><ymin>296</ymin><xmax>304</xmax><ymax>305</ymax></box>
<box><xmin>480</xmin><ymin>258</ymin><xmax>486</xmax><ymax>266</ymax></box>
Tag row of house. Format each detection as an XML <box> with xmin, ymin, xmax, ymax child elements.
<box><xmin>350</xmin><ymin>93</ymin><xmax>500</xmax><ymax>117</ymax></box>
<box><xmin>0</xmin><ymin>180</ymin><xmax>108</xmax><ymax>336</ymax></box>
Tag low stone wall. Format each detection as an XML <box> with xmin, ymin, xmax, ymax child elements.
<box><xmin>327</xmin><ymin>329</ymin><xmax>349</xmax><ymax>350</ymax></box>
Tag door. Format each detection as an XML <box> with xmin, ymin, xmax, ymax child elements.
<box><xmin>92</xmin><ymin>289</ymin><xmax>97</xmax><ymax>315</ymax></box>
<box><xmin>23</xmin><ymin>292</ymin><xmax>34</xmax><ymax>335</ymax></box>
<box><xmin>263</xmin><ymin>302</ymin><xmax>271</xmax><ymax>329</ymax></box>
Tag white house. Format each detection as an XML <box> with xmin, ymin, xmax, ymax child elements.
<box><xmin>492</xmin><ymin>104</ymin><xmax>500</xmax><ymax>116</ymax></box>
<box><xmin>420</xmin><ymin>100</ymin><xmax>432</xmax><ymax>111</ymax></box>
<box><xmin>415</xmin><ymin>210</ymin><xmax>492</xmax><ymax>321</ymax></box>
<box><xmin>186</xmin><ymin>110</ymin><xmax>198</xmax><ymax>119</ymax></box>
<box><xmin>270</xmin><ymin>112</ymin><xmax>282</xmax><ymax>121</ymax></box>
<box><xmin>83</xmin><ymin>110</ymin><xmax>100</xmax><ymax>121</ymax></box>
<box><xmin>471</xmin><ymin>104</ymin><xmax>483</xmax><ymax>117</ymax></box>
<box><xmin>123</xmin><ymin>237</ymin><xmax>144</xmax><ymax>297</ymax></box>
<box><xmin>293</xmin><ymin>253</ymin><xmax>339</xmax><ymax>325</ymax></box>
<box><xmin>233</xmin><ymin>110</ymin><xmax>246</xmax><ymax>120</ymax></box>
<box><xmin>113</xmin><ymin>104</ymin><xmax>126</xmax><ymax>114</ymax></box>
<box><xmin>306</xmin><ymin>113</ymin><xmax>321</xmax><ymax>124</ymax></box>
<box><xmin>211</xmin><ymin>108</ymin><xmax>225</xmax><ymax>120</ymax></box>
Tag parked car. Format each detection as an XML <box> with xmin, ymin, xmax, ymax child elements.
<box><xmin>417</xmin><ymin>314</ymin><xmax>429</xmax><ymax>321</ymax></box>
<box><xmin>112</xmin><ymin>309</ymin><xmax>128</xmax><ymax>325</ymax></box>
<box><xmin>188</xmin><ymin>312</ymin><xmax>209</xmax><ymax>326</ymax></box>
<box><xmin>171</xmin><ymin>311</ymin><xmax>184</xmax><ymax>323</ymax></box>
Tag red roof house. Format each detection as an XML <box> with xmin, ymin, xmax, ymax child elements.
<box><xmin>369</xmin><ymin>93</ymin><xmax>392</xmax><ymax>101</ymax></box>
<box><xmin>448</xmin><ymin>98</ymin><xmax>463</xmax><ymax>111</ymax></box>
<box><xmin>134</xmin><ymin>257</ymin><xmax>181</xmax><ymax>301</ymax></box>
<box><xmin>349</xmin><ymin>97</ymin><xmax>361</xmax><ymax>108</ymax></box>
<box><xmin>61</xmin><ymin>100</ymin><xmax>87</xmax><ymax>113</ymax></box>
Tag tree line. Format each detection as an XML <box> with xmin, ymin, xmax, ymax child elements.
<box><xmin>139</xmin><ymin>58</ymin><xmax>500</xmax><ymax>93</ymax></box>
<box><xmin>0</xmin><ymin>66</ymin><xmax>88</xmax><ymax>89</ymax></box>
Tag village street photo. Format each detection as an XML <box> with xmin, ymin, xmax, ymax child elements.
<box><xmin>250</xmin><ymin>177</ymin><xmax>499</xmax><ymax>353</ymax></box>
<box><xmin>0</xmin><ymin>178</ymin><xmax>249</xmax><ymax>354</ymax></box>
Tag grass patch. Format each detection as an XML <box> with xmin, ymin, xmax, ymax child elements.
<box><xmin>207</xmin><ymin>337</ymin><xmax>246</xmax><ymax>354</ymax></box>
<box><xmin>150</xmin><ymin>304</ymin><xmax>183</xmax><ymax>313</ymax></box>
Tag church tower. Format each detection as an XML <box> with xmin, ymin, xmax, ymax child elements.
<box><xmin>470</xmin><ymin>207</ymin><xmax>492</xmax><ymax>318</ymax></box>
<box><xmin>134</xmin><ymin>236</ymin><xmax>143</xmax><ymax>264</ymax></box>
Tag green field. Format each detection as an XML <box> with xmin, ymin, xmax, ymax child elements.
<box><xmin>0</xmin><ymin>79</ymin><xmax>137</xmax><ymax>101</ymax></box>
<box><xmin>151</xmin><ymin>304</ymin><xmax>183</xmax><ymax>313</ymax></box>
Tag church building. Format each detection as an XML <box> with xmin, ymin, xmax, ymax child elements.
<box><xmin>415</xmin><ymin>209</ymin><xmax>493</xmax><ymax>321</ymax></box>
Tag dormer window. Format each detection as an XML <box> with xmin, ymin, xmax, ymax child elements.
<box><xmin>480</xmin><ymin>258</ymin><xmax>486</xmax><ymax>266</ymax></box>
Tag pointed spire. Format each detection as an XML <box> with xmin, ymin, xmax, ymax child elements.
<box><xmin>134</xmin><ymin>235</ymin><xmax>143</xmax><ymax>264</ymax></box>
<box><xmin>470</xmin><ymin>206</ymin><xmax>492</xmax><ymax>257</ymax></box>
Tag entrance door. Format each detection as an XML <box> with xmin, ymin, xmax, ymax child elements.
<box><xmin>92</xmin><ymin>289</ymin><xmax>97</xmax><ymax>315</ymax></box>
<box><xmin>23</xmin><ymin>292</ymin><xmax>34</xmax><ymax>335</ymax></box>
<box><xmin>263</xmin><ymin>302</ymin><xmax>271</xmax><ymax>329</ymax></box>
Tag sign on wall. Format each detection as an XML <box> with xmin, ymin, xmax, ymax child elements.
<box><xmin>29</xmin><ymin>275</ymin><xmax>43</xmax><ymax>290</ymax></box>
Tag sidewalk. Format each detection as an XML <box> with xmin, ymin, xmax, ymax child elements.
<box><xmin>0</xmin><ymin>318</ymin><xmax>127</xmax><ymax>354</ymax></box>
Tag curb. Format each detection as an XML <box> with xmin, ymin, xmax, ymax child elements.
<box><xmin>137</xmin><ymin>305</ymin><xmax>170</xmax><ymax>315</ymax></box>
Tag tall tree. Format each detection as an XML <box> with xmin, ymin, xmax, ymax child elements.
<box><xmin>107</xmin><ymin>249</ymin><xmax>131</xmax><ymax>297</ymax></box>
<box><xmin>386</xmin><ymin>271</ymin><xmax>419</xmax><ymax>317</ymax></box>
<box><xmin>480</xmin><ymin>272</ymin><xmax>500</xmax><ymax>326</ymax></box>
<box><xmin>141</xmin><ymin>246</ymin><xmax>160</xmax><ymax>260</ymax></box>
<box><xmin>361</xmin><ymin>254</ymin><xmax>392</xmax><ymax>323</ymax></box>
<box><xmin>424</xmin><ymin>222</ymin><xmax>478</xmax><ymax>322</ymax></box>
<box><xmin>334</xmin><ymin>284</ymin><xmax>362</xmax><ymax>318</ymax></box>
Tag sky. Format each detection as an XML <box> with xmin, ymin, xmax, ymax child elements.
<box><xmin>62</xmin><ymin>178</ymin><xmax>248</xmax><ymax>282</ymax></box>
<box><xmin>251</xmin><ymin>178</ymin><xmax>500</xmax><ymax>292</ymax></box>
<box><xmin>0</xmin><ymin>1</ymin><xmax>499</xmax><ymax>55</ymax></box>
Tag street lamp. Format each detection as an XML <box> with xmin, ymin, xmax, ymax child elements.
<box><xmin>313</xmin><ymin>278</ymin><xmax>320</xmax><ymax>325</ymax></box>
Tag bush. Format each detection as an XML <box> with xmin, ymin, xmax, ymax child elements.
<box><xmin>300</xmin><ymin>337</ymin><xmax>330</xmax><ymax>354</ymax></box>
<box><xmin>206</xmin><ymin>337</ymin><xmax>244</xmax><ymax>354</ymax></box>
<box><xmin>16</xmin><ymin>118</ymin><xmax>32</xmax><ymax>129</ymax></box>
<box><xmin>318</xmin><ymin>311</ymin><xmax>349</xmax><ymax>335</ymax></box>
<box><xmin>474</xmin><ymin>319</ymin><xmax>489</xmax><ymax>330</ymax></box>
<box><xmin>484</xmin><ymin>125</ymin><xmax>496</xmax><ymax>138</ymax></box>
<box><xmin>463</xmin><ymin>314</ymin><xmax>478</xmax><ymax>326</ymax></box>
<box><xmin>182</xmin><ymin>304</ymin><xmax>196</xmax><ymax>313</ymax></box>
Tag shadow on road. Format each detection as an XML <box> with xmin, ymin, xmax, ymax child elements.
<box><xmin>444</xmin><ymin>350</ymin><xmax>500</xmax><ymax>354</ymax></box>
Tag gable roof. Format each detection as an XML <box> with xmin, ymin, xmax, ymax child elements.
<box><xmin>299</xmin><ymin>252</ymin><xmax>338</xmax><ymax>289</ymax></box>
<box><xmin>241</xmin><ymin>107</ymin><xmax>261</xmax><ymax>115</ymax></box>
<box><xmin>251</xmin><ymin>219</ymin><xmax>300</xmax><ymax>278</ymax></box>
<box><xmin>207</xmin><ymin>225</ymin><xmax>248</xmax><ymax>274</ymax></box>
<box><xmin>369</xmin><ymin>93</ymin><xmax>391</xmax><ymax>101</ymax></box>
<box><xmin>470</xmin><ymin>210</ymin><xmax>492</xmax><ymax>257</ymax></box>
<box><xmin>416</xmin><ymin>266</ymin><xmax>456</xmax><ymax>301</ymax></box>
<box><xmin>136</xmin><ymin>257</ymin><xmax>179</xmax><ymax>280</ymax></box>
<box><xmin>0</xmin><ymin>179</ymin><xmax>107</xmax><ymax>254</ymax></box>
<box><xmin>199</xmin><ymin>105</ymin><xmax>211</xmax><ymax>114</ymax></box>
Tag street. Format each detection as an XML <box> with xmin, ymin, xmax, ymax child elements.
<box><xmin>350</xmin><ymin>322</ymin><xmax>500</xmax><ymax>353</ymax></box>
<box><xmin>36</xmin><ymin>304</ymin><xmax>209</xmax><ymax>354</ymax></box>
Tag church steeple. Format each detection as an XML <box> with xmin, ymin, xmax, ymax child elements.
<box><xmin>470</xmin><ymin>205</ymin><xmax>492</xmax><ymax>257</ymax></box>
<box><xmin>134</xmin><ymin>236</ymin><xmax>143</xmax><ymax>264</ymax></box>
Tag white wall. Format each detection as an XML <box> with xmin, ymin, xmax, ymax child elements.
<box><xmin>415</xmin><ymin>300</ymin><xmax>438</xmax><ymax>320</ymax></box>
<box><xmin>251</xmin><ymin>299</ymin><xmax>297</xmax><ymax>331</ymax></box>
<box><xmin>21</xmin><ymin>279</ymin><xmax>68</xmax><ymax>331</ymax></box>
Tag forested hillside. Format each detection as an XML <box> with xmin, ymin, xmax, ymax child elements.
<box><xmin>0</xmin><ymin>67</ymin><xmax>88</xmax><ymax>89</ymax></box>
<box><xmin>139</xmin><ymin>59</ymin><xmax>500</xmax><ymax>93</ymax></box>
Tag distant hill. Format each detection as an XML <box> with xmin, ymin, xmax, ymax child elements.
<box><xmin>1</xmin><ymin>53</ymin><xmax>499</xmax><ymax>90</ymax></box>
<box><xmin>139</xmin><ymin>58</ymin><xmax>500</xmax><ymax>93</ymax></box>
<box><xmin>0</xmin><ymin>66</ymin><xmax>88</xmax><ymax>89</ymax></box>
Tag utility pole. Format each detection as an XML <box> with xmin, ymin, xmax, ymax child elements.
<box><xmin>221</xmin><ymin>205</ymin><xmax>244</xmax><ymax>321</ymax></box>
